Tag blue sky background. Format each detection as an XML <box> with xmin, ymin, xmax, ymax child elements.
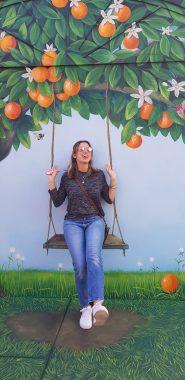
<box><xmin>0</xmin><ymin>110</ymin><xmax>185</xmax><ymax>271</ymax></box>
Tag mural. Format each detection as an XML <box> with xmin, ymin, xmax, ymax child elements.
<box><xmin>0</xmin><ymin>0</ymin><xmax>184</xmax><ymax>161</ymax></box>
<box><xmin>0</xmin><ymin>1</ymin><xmax>185</xmax><ymax>378</ymax></box>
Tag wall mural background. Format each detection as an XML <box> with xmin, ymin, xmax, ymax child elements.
<box><xmin>0</xmin><ymin>0</ymin><xmax>185</xmax><ymax>272</ymax></box>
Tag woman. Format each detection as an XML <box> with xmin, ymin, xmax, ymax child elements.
<box><xmin>47</xmin><ymin>140</ymin><xmax>117</xmax><ymax>329</ymax></box>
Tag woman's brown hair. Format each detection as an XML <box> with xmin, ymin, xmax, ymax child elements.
<box><xmin>66</xmin><ymin>140</ymin><xmax>99</xmax><ymax>179</ymax></box>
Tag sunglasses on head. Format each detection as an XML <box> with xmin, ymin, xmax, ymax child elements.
<box><xmin>78</xmin><ymin>146</ymin><xmax>93</xmax><ymax>152</ymax></box>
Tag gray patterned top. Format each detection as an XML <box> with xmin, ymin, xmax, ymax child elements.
<box><xmin>48</xmin><ymin>169</ymin><xmax>112</xmax><ymax>220</ymax></box>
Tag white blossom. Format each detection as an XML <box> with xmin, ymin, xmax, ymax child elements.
<box><xmin>58</xmin><ymin>263</ymin><xmax>63</xmax><ymax>269</ymax></box>
<box><xmin>149</xmin><ymin>256</ymin><xmax>155</xmax><ymax>262</ymax></box>
<box><xmin>44</xmin><ymin>43</ymin><xmax>57</xmax><ymax>52</ymax></box>
<box><xmin>70</xmin><ymin>0</ymin><xmax>81</xmax><ymax>7</ymax></box>
<box><xmin>125</xmin><ymin>22</ymin><xmax>142</xmax><ymax>39</ymax></box>
<box><xmin>0</xmin><ymin>31</ymin><xmax>6</xmax><ymax>40</ymax></box>
<box><xmin>15</xmin><ymin>253</ymin><xmax>21</xmax><ymax>260</ymax></box>
<box><xmin>100</xmin><ymin>9</ymin><xmax>118</xmax><ymax>26</ymax></box>
<box><xmin>161</xmin><ymin>26</ymin><xmax>173</xmax><ymax>36</ymax></box>
<box><xmin>109</xmin><ymin>0</ymin><xmax>124</xmax><ymax>12</ymax></box>
<box><xmin>130</xmin><ymin>85</ymin><xmax>153</xmax><ymax>108</ymax></box>
<box><xmin>21</xmin><ymin>67</ymin><xmax>33</xmax><ymax>83</ymax></box>
<box><xmin>162</xmin><ymin>79</ymin><xmax>185</xmax><ymax>98</ymax></box>
<box><xmin>9</xmin><ymin>247</ymin><xmax>16</xmax><ymax>253</ymax></box>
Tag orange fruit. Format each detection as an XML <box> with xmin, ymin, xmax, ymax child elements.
<box><xmin>37</xmin><ymin>93</ymin><xmax>54</xmax><ymax>108</ymax></box>
<box><xmin>71</xmin><ymin>2</ymin><xmax>88</xmax><ymax>19</ymax></box>
<box><xmin>98</xmin><ymin>22</ymin><xmax>116</xmax><ymax>38</ymax></box>
<box><xmin>56</xmin><ymin>92</ymin><xmax>70</xmax><ymax>101</ymax></box>
<box><xmin>140</xmin><ymin>102</ymin><xmax>154</xmax><ymax>120</ymax></box>
<box><xmin>41</xmin><ymin>51</ymin><xmax>57</xmax><ymax>66</ymax></box>
<box><xmin>47</xmin><ymin>67</ymin><xmax>62</xmax><ymax>83</ymax></box>
<box><xmin>63</xmin><ymin>79</ymin><xmax>80</xmax><ymax>96</ymax></box>
<box><xmin>126</xmin><ymin>134</ymin><xmax>142</xmax><ymax>148</ymax></box>
<box><xmin>32</xmin><ymin>67</ymin><xmax>48</xmax><ymax>83</ymax></box>
<box><xmin>123</xmin><ymin>35</ymin><xmax>139</xmax><ymax>49</ymax></box>
<box><xmin>28</xmin><ymin>88</ymin><xmax>40</xmax><ymax>102</ymax></box>
<box><xmin>1</xmin><ymin>36</ymin><xmax>17</xmax><ymax>53</ymax></box>
<box><xmin>4</xmin><ymin>102</ymin><xmax>21</xmax><ymax>120</ymax></box>
<box><xmin>115</xmin><ymin>5</ymin><xmax>131</xmax><ymax>22</ymax></box>
<box><xmin>157</xmin><ymin>111</ymin><xmax>173</xmax><ymax>128</ymax></box>
<box><xmin>161</xmin><ymin>274</ymin><xmax>179</xmax><ymax>293</ymax></box>
<box><xmin>51</xmin><ymin>0</ymin><xmax>68</xmax><ymax>7</ymax></box>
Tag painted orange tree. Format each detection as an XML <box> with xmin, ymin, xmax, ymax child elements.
<box><xmin>0</xmin><ymin>0</ymin><xmax>184</xmax><ymax>160</ymax></box>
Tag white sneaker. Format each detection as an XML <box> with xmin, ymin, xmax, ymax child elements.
<box><xmin>92</xmin><ymin>300</ymin><xmax>109</xmax><ymax>326</ymax></box>
<box><xmin>79</xmin><ymin>305</ymin><xmax>93</xmax><ymax>329</ymax></box>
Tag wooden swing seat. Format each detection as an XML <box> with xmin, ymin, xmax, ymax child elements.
<box><xmin>43</xmin><ymin>233</ymin><xmax>129</xmax><ymax>251</ymax></box>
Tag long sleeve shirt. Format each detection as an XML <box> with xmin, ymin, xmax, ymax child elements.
<box><xmin>48</xmin><ymin>169</ymin><xmax>112</xmax><ymax>220</ymax></box>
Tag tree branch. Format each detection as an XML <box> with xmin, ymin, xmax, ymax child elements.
<box><xmin>81</xmin><ymin>83</ymin><xmax>174</xmax><ymax>106</ymax></box>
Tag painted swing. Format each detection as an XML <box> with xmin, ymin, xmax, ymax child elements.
<box><xmin>43</xmin><ymin>87</ymin><xmax>129</xmax><ymax>255</ymax></box>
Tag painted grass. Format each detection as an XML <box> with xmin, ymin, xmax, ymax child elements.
<box><xmin>0</xmin><ymin>270</ymin><xmax>184</xmax><ymax>299</ymax></box>
<box><xmin>0</xmin><ymin>297</ymin><xmax>185</xmax><ymax>380</ymax></box>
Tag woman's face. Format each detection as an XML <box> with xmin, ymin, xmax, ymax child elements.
<box><xmin>73</xmin><ymin>142</ymin><xmax>93</xmax><ymax>165</ymax></box>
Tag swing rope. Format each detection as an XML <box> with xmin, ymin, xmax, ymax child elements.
<box><xmin>46</xmin><ymin>86</ymin><xmax>57</xmax><ymax>255</ymax></box>
<box><xmin>105</xmin><ymin>83</ymin><xmax>126</xmax><ymax>255</ymax></box>
<box><xmin>46</xmin><ymin>84</ymin><xmax>126</xmax><ymax>255</ymax></box>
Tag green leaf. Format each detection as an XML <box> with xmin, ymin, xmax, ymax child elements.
<box><xmin>55</xmin><ymin>17</ymin><xmax>67</xmax><ymax>39</ymax></box>
<box><xmin>0</xmin><ymin>100</ymin><xmax>5</xmax><ymax>108</ymax></box>
<box><xmin>79</xmin><ymin>98</ymin><xmax>90</xmax><ymax>120</ymax></box>
<box><xmin>69</xmin><ymin>15</ymin><xmax>84</xmax><ymax>38</ymax></box>
<box><xmin>168</xmin><ymin>108</ymin><xmax>185</xmax><ymax>126</ymax></box>
<box><xmin>137</xmin><ymin>46</ymin><xmax>151</xmax><ymax>64</ymax></box>
<box><xmin>140</xmin><ymin>23</ymin><xmax>160</xmax><ymax>41</ymax></box>
<box><xmin>37</xmin><ymin>5</ymin><xmax>61</xmax><ymax>19</ymax></box>
<box><xmin>109</xmin><ymin>66</ymin><xmax>121</xmax><ymax>88</ymax></box>
<box><xmin>2</xmin><ymin>116</ymin><xmax>14</xmax><ymax>131</ymax></box>
<box><xmin>70</xmin><ymin>95</ymin><xmax>81</xmax><ymax>112</ymax></box>
<box><xmin>170</xmin><ymin>125</ymin><xmax>182</xmax><ymax>141</ymax></box>
<box><xmin>65</xmin><ymin>67</ymin><xmax>78</xmax><ymax>83</ymax></box>
<box><xmin>124</xmin><ymin>66</ymin><xmax>138</xmax><ymax>89</ymax></box>
<box><xmin>112</xmin><ymin>92</ymin><xmax>126</xmax><ymax>113</ymax></box>
<box><xmin>79</xmin><ymin>40</ymin><xmax>97</xmax><ymax>53</ymax></box>
<box><xmin>12</xmin><ymin>135</ymin><xmax>20</xmax><ymax>151</ymax></box>
<box><xmin>18</xmin><ymin>42</ymin><xmax>34</xmax><ymax>63</ymax></box>
<box><xmin>60</xmin><ymin>100</ymin><xmax>72</xmax><ymax>116</ymax></box>
<box><xmin>67</xmin><ymin>52</ymin><xmax>90</xmax><ymax>65</ymax></box>
<box><xmin>148</xmin><ymin>105</ymin><xmax>163</xmax><ymax>126</ymax></box>
<box><xmin>160</xmin><ymin>35</ymin><xmax>170</xmax><ymax>57</ymax></box>
<box><xmin>90</xmin><ymin>49</ymin><xmax>116</xmax><ymax>63</ymax></box>
<box><xmin>0</xmin><ymin>127</ymin><xmax>6</xmax><ymax>138</ymax></box>
<box><xmin>6</xmin><ymin>71</ymin><xmax>22</xmax><ymax>88</ymax></box>
<box><xmin>47</xmin><ymin>106</ymin><xmax>62</xmax><ymax>124</ymax></box>
<box><xmin>159</xmin><ymin>83</ymin><xmax>170</xmax><ymax>100</ymax></box>
<box><xmin>2</xmin><ymin>7</ymin><xmax>16</xmax><ymax>28</ymax></box>
<box><xmin>19</xmin><ymin>23</ymin><xmax>27</xmax><ymax>39</ymax></box>
<box><xmin>149</xmin><ymin>125</ymin><xmax>160</xmax><ymax>136</ymax></box>
<box><xmin>139</xmin><ymin>126</ymin><xmax>151</xmax><ymax>136</ymax></box>
<box><xmin>85</xmin><ymin>66</ymin><xmax>104</xmax><ymax>87</ymax></box>
<box><xmin>9</xmin><ymin>81</ymin><xmax>27</xmax><ymax>101</ymax></box>
<box><xmin>17</xmin><ymin>130</ymin><xmax>31</xmax><ymax>149</ymax></box>
<box><xmin>125</xmin><ymin>100</ymin><xmax>138</xmax><ymax>120</ymax></box>
<box><xmin>171</xmin><ymin>40</ymin><xmax>184</xmax><ymax>60</ymax></box>
<box><xmin>9</xmin><ymin>48</ymin><xmax>28</xmax><ymax>64</ymax></box>
<box><xmin>121</xmin><ymin>120</ymin><xmax>136</xmax><ymax>143</ymax></box>
<box><xmin>29</xmin><ymin>23</ymin><xmax>41</xmax><ymax>45</ymax></box>
<box><xmin>142</xmin><ymin>71</ymin><xmax>158</xmax><ymax>91</ymax></box>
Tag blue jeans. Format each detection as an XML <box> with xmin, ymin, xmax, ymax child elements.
<box><xmin>63</xmin><ymin>215</ymin><xmax>105</xmax><ymax>307</ymax></box>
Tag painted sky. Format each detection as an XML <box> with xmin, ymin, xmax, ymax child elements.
<box><xmin>0</xmin><ymin>110</ymin><xmax>185</xmax><ymax>271</ymax></box>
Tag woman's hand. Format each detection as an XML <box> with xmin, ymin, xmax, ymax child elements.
<box><xmin>105</xmin><ymin>164</ymin><xmax>116</xmax><ymax>181</ymax></box>
<box><xmin>46</xmin><ymin>165</ymin><xmax>60</xmax><ymax>181</ymax></box>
